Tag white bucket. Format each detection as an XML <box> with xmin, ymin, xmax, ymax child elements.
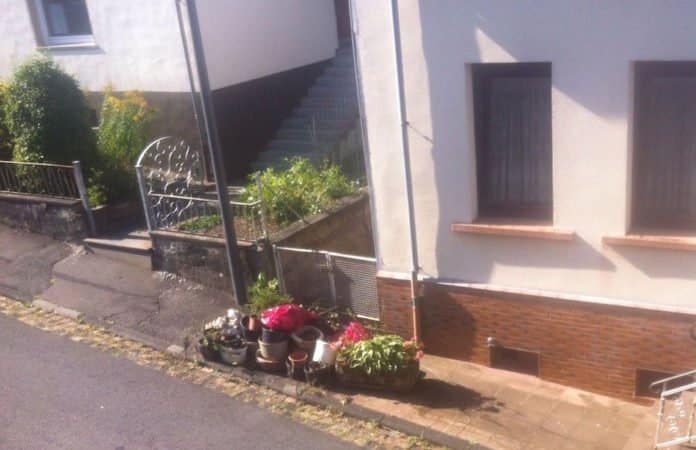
<box><xmin>312</xmin><ymin>339</ymin><xmax>338</xmax><ymax>365</ymax></box>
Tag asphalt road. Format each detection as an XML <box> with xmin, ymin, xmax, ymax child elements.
<box><xmin>0</xmin><ymin>315</ymin><xmax>356</xmax><ymax>450</ymax></box>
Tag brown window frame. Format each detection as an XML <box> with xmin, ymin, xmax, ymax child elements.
<box><xmin>472</xmin><ymin>62</ymin><xmax>553</xmax><ymax>222</ymax></box>
<box><xmin>632</xmin><ymin>61</ymin><xmax>696</xmax><ymax>232</ymax></box>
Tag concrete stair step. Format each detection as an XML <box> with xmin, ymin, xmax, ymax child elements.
<box><xmin>281</xmin><ymin>117</ymin><xmax>352</xmax><ymax>130</ymax></box>
<box><xmin>84</xmin><ymin>233</ymin><xmax>152</xmax><ymax>270</ymax></box>
<box><xmin>276</xmin><ymin>128</ymin><xmax>342</xmax><ymax>141</ymax></box>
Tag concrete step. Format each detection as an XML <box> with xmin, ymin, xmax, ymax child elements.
<box><xmin>275</xmin><ymin>128</ymin><xmax>342</xmax><ymax>141</ymax></box>
<box><xmin>265</xmin><ymin>139</ymin><xmax>317</xmax><ymax>152</ymax></box>
<box><xmin>84</xmin><ymin>233</ymin><xmax>152</xmax><ymax>270</ymax></box>
<box><xmin>281</xmin><ymin>117</ymin><xmax>352</xmax><ymax>130</ymax></box>
<box><xmin>324</xmin><ymin>66</ymin><xmax>356</xmax><ymax>77</ymax></box>
<box><xmin>315</xmin><ymin>75</ymin><xmax>356</xmax><ymax>88</ymax></box>
<box><xmin>307</xmin><ymin>85</ymin><xmax>357</xmax><ymax>98</ymax></box>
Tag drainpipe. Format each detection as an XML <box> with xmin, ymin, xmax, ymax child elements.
<box><xmin>179</xmin><ymin>0</ymin><xmax>247</xmax><ymax>305</ymax></box>
<box><xmin>390</xmin><ymin>0</ymin><xmax>422</xmax><ymax>343</ymax></box>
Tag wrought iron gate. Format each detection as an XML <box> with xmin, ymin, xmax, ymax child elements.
<box><xmin>273</xmin><ymin>245</ymin><xmax>379</xmax><ymax>321</ymax></box>
<box><xmin>652</xmin><ymin>370</ymin><xmax>696</xmax><ymax>448</ymax></box>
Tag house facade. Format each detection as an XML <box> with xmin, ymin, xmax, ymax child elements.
<box><xmin>0</xmin><ymin>0</ymin><xmax>341</xmax><ymax>178</ymax></box>
<box><xmin>354</xmin><ymin>0</ymin><xmax>696</xmax><ymax>400</ymax></box>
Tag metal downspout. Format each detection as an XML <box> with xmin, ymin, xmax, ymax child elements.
<box><xmin>390</xmin><ymin>0</ymin><xmax>422</xmax><ymax>342</ymax></box>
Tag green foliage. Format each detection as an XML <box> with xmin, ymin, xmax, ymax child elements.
<box><xmin>241</xmin><ymin>158</ymin><xmax>358</xmax><ymax>225</ymax></box>
<box><xmin>339</xmin><ymin>335</ymin><xmax>416</xmax><ymax>376</ymax></box>
<box><xmin>3</xmin><ymin>57</ymin><xmax>96</xmax><ymax>166</ymax></box>
<box><xmin>246</xmin><ymin>273</ymin><xmax>292</xmax><ymax>315</ymax></box>
<box><xmin>95</xmin><ymin>89</ymin><xmax>154</xmax><ymax>203</ymax></box>
<box><xmin>86</xmin><ymin>169</ymin><xmax>107</xmax><ymax>207</ymax></box>
<box><xmin>179</xmin><ymin>214</ymin><xmax>221</xmax><ymax>233</ymax></box>
<box><xmin>0</xmin><ymin>82</ymin><xmax>12</xmax><ymax>160</ymax></box>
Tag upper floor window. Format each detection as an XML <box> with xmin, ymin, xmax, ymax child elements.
<box><xmin>472</xmin><ymin>62</ymin><xmax>553</xmax><ymax>222</ymax></box>
<box><xmin>33</xmin><ymin>0</ymin><xmax>93</xmax><ymax>47</ymax></box>
<box><xmin>632</xmin><ymin>61</ymin><xmax>696</xmax><ymax>232</ymax></box>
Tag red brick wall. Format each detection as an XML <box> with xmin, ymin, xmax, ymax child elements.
<box><xmin>377</xmin><ymin>276</ymin><xmax>696</xmax><ymax>400</ymax></box>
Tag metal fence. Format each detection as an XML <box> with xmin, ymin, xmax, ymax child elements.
<box><xmin>0</xmin><ymin>160</ymin><xmax>95</xmax><ymax>234</ymax></box>
<box><xmin>273</xmin><ymin>245</ymin><xmax>379</xmax><ymax>320</ymax></box>
<box><xmin>651</xmin><ymin>370</ymin><xmax>696</xmax><ymax>448</ymax></box>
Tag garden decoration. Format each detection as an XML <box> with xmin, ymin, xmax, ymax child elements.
<box><xmin>218</xmin><ymin>326</ymin><xmax>247</xmax><ymax>365</ymax></box>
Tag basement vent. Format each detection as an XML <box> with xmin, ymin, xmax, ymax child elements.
<box><xmin>489</xmin><ymin>345</ymin><xmax>540</xmax><ymax>377</ymax></box>
<box><xmin>635</xmin><ymin>368</ymin><xmax>679</xmax><ymax>398</ymax></box>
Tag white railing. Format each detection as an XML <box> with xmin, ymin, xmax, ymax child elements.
<box><xmin>651</xmin><ymin>370</ymin><xmax>696</xmax><ymax>449</ymax></box>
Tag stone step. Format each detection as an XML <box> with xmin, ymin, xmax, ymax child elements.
<box><xmin>314</xmin><ymin>75</ymin><xmax>356</xmax><ymax>88</ymax></box>
<box><xmin>307</xmin><ymin>85</ymin><xmax>357</xmax><ymax>98</ymax></box>
<box><xmin>83</xmin><ymin>234</ymin><xmax>152</xmax><ymax>270</ymax></box>
<box><xmin>275</xmin><ymin>128</ymin><xmax>343</xmax><ymax>141</ymax></box>
<box><xmin>281</xmin><ymin>116</ymin><xmax>353</xmax><ymax>130</ymax></box>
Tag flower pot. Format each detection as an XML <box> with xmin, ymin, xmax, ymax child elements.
<box><xmin>312</xmin><ymin>339</ymin><xmax>338</xmax><ymax>365</ymax></box>
<box><xmin>261</xmin><ymin>327</ymin><xmax>289</xmax><ymax>344</ymax></box>
<box><xmin>197</xmin><ymin>338</ymin><xmax>219</xmax><ymax>362</ymax></box>
<box><xmin>304</xmin><ymin>361</ymin><xmax>331</xmax><ymax>387</ymax></box>
<box><xmin>256</xmin><ymin>349</ymin><xmax>286</xmax><ymax>372</ymax></box>
<box><xmin>291</xmin><ymin>326</ymin><xmax>324</xmax><ymax>353</ymax></box>
<box><xmin>258</xmin><ymin>338</ymin><xmax>288</xmax><ymax>361</ymax></box>
<box><xmin>219</xmin><ymin>344</ymin><xmax>248</xmax><ymax>365</ymax></box>
<box><xmin>242</xmin><ymin>315</ymin><xmax>261</xmax><ymax>342</ymax></box>
<box><xmin>334</xmin><ymin>360</ymin><xmax>421</xmax><ymax>392</ymax></box>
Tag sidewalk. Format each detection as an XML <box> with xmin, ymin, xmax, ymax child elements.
<box><xmin>0</xmin><ymin>224</ymin><xmax>656</xmax><ymax>449</ymax></box>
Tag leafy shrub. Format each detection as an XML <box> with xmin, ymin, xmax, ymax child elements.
<box><xmin>3</xmin><ymin>57</ymin><xmax>96</xmax><ymax>166</ymax></box>
<box><xmin>87</xmin><ymin>170</ymin><xmax>107</xmax><ymax>207</ymax></box>
<box><xmin>242</xmin><ymin>158</ymin><xmax>357</xmax><ymax>225</ymax></box>
<box><xmin>179</xmin><ymin>214</ymin><xmax>221</xmax><ymax>233</ymax></box>
<box><xmin>0</xmin><ymin>82</ymin><xmax>12</xmax><ymax>160</ymax></box>
<box><xmin>339</xmin><ymin>335</ymin><xmax>421</xmax><ymax>376</ymax></box>
<box><xmin>94</xmin><ymin>89</ymin><xmax>154</xmax><ymax>203</ymax></box>
<box><xmin>246</xmin><ymin>273</ymin><xmax>292</xmax><ymax>316</ymax></box>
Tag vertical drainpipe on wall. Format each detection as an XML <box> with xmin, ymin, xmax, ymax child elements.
<box><xmin>178</xmin><ymin>0</ymin><xmax>248</xmax><ymax>305</ymax></box>
<box><xmin>389</xmin><ymin>0</ymin><xmax>422</xmax><ymax>343</ymax></box>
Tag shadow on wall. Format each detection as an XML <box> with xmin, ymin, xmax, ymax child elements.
<box><xmin>414</xmin><ymin>0</ymin><xmax>696</xmax><ymax>286</ymax></box>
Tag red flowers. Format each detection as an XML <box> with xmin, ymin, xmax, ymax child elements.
<box><xmin>261</xmin><ymin>304</ymin><xmax>316</xmax><ymax>333</ymax></box>
<box><xmin>342</xmin><ymin>321</ymin><xmax>371</xmax><ymax>344</ymax></box>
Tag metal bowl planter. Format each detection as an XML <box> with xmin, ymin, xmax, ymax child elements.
<box><xmin>291</xmin><ymin>326</ymin><xmax>324</xmax><ymax>353</ymax></box>
<box><xmin>219</xmin><ymin>343</ymin><xmax>248</xmax><ymax>365</ymax></box>
<box><xmin>312</xmin><ymin>339</ymin><xmax>339</xmax><ymax>365</ymax></box>
<box><xmin>334</xmin><ymin>359</ymin><xmax>421</xmax><ymax>392</ymax></box>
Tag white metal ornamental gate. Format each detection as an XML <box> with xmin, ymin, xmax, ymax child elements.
<box><xmin>273</xmin><ymin>245</ymin><xmax>380</xmax><ymax>321</ymax></box>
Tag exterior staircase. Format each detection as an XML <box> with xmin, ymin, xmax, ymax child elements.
<box><xmin>83</xmin><ymin>228</ymin><xmax>152</xmax><ymax>270</ymax></box>
<box><xmin>252</xmin><ymin>40</ymin><xmax>359</xmax><ymax>171</ymax></box>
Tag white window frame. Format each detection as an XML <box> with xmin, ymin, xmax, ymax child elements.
<box><xmin>32</xmin><ymin>0</ymin><xmax>94</xmax><ymax>47</ymax></box>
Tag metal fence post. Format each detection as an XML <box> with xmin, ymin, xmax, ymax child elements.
<box><xmin>72</xmin><ymin>161</ymin><xmax>96</xmax><ymax>237</ymax></box>
<box><xmin>135</xmin><ymin>165</ymin><xmax>153</xmax><ymax>232</ymax></box>
<box><xmin>255</xmin><ymin>172</ymin><xmax>269</xmax><ymax>240</ymax></box>
<box><xmin>326</xmin><ymin>253</ymin><xmax>338</xmax><ymax>307</ymax></box>
<box><xmin>273</xmin><ymin>245</ymin><xmax>286</xmax><ymax>294</ymax></box>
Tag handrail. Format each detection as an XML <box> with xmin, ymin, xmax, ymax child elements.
<box><xmin>651</xmin><ymin>369</ymin><xmax>696</xmax><ymax>393</ymax></box>
<box><xmin>0</xmin><ymin>160</ymin><xmax>74</xmax><ymax>169</ymax></box>
<box><xmin>147</xmin><ymin>191</ymin><xmax>260</xmax><ymax>207</ymax></box>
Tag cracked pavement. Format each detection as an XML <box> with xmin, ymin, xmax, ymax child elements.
<box><xmin>0</xmin><ymin>223</ymin><xmax>233</xmax><ymax>348</ymax></box>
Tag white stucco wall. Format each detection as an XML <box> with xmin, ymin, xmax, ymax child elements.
<box><xmin>0</xmin><ymin>0</ymin><xmax>338</xmax><ymax>92</ymax></box>
<box><xmin>355</xmin><ymin>0</ymin><xmax>696</xmax><ymax>311</ymax></box>
<box><xmin>197</xmin><ymin>0</ymin><xmax>338</xmax><ymax>90</ymax></box>
<box><xmin>0</xmin><ymin>0</ymin><xmax>190</xmax><ymax>92</ymax></box>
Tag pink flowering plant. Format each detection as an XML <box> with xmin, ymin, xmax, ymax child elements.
<box><xmin>343</xmin><ymin>321</ymin><xmax>371</xmax><ymax>344</ymax></box>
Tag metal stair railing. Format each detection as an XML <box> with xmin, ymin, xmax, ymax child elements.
<box><xmin>651</xmin><ymin>369</ymin><xmax>696</xmax><ymax>449</ymax></box>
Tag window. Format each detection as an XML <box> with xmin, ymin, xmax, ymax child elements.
<box><xmin>33</xmin><ymin>0</ymin><xmax>93</xmax><ymax>47</ymax></box>
<box><xmin>472</xmin><ymin>63</ymin><xmax>553</xmax><ymax>221</ymax></box>
<box><xmin>633</xmin><ymin>62</ymin><xmax>696</xmax><ymax>231</ymax></box>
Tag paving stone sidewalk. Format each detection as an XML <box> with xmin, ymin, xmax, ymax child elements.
<box><xmin>0</xmin><ymin>224</ymin><xmax>657</xmax><ymax>449</ymax></box>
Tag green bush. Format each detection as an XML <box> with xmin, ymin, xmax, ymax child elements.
<box><xmin>339</xmin><ymin>335</ymin><xmax>418</xmax><ymax>376</ymax></box>
<box><xmin>242</xmin><ymin>158</ymin><xmax>357</xmax><ymax>225</ymax></box>
<box><xmin>179</xmin><ymin>214</ymin><xmax>221</xmax><ymax>233</ymax></box>
<box><xmin>0</xmin><ymin>82</ymin><xmax>12</xmax><ymax>160</ymax></box>
<box><xmin>246</xmin><ymin>273</ymin><xmax>292</xmax><ymax>316</ymax></box>
<box><xmin>3</xmin><ymin>57</ymin><xmax>96</xmax><ymax>166</ymax></box>
<box><xmin>94</xmin><ymin>89</ymin><xmax>154</xmax><ymax>204</ymax></box>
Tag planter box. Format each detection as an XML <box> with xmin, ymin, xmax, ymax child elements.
<box><xmin>335</xmin><ymin>360</ymin><xmax>421</xmax><ymax>392</ymax></box>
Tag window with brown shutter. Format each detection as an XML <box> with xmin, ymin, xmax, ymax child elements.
<box><xmin>472</xmin><ymin>63</ymin><xmax>553</xmax><ymax>221</ymax></box>
<box><xmin>632</xmin><ymin>61</ymin><xmax>696</xmax><ymax>232</ymax></box>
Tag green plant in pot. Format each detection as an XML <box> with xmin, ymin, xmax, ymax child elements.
<box><xmin>336</xmin><ymin>335</ymin><xmax>423</xmax><ymax>391</ymax></box>
<box><xmin>246</xmin><ymin>274</ymin><xmax>293</xmax><ymax>344</ymax></box>
<box><xmin>198</xmin><ymin>328</ymin><xmax>221</xmax><ymax>362</ymax></box>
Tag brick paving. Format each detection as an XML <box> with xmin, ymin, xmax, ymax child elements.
<box><xmin>346</xmin><ymin>355</ymin><xmax>656</xmax><ymax>449</ymax></box>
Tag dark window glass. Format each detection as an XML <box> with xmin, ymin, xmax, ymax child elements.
<box><xmin>472</xmin><ymin>63</ymin><xmax>553</xmax><ymax>221</ymax></box>
<box><xmin>42</xmin><ymin>0</ymin><xmax>92</xmax><ymax>36</ymax></box>
<box><xmin>633</xmin><ymin>62</ymin><xmax>696</xmax><ymax>231</ymax></box>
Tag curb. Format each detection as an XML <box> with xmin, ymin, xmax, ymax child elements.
<box><xmin>19</xmin><ymin>299</ymin><xmax>485</xmax><ymax>450</ymax></box>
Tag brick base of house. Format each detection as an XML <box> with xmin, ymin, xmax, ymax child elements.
<box><xmin>377</xmin><ymin>276</ymin><xmax>696</xmax><ymax>401</ymax></box>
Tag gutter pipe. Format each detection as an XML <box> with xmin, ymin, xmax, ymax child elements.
<box><xmin>389</xmin><ymin>0</ymin><xmax>422</xmax><ymax>343</ymax></box>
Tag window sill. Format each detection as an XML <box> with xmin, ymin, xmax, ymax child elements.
<box><xmin>37</xmin><ymin>42</ymin><xmax>99</xmax><ymax>52</ymax></box>
<box><xmin>451</xmin><ymin>222</ymin><xmax>575</xmax><ymax>241</ymax></box>
<box><xmin>603</xmin><ymin>234</ymin><xmax>696</xmax><ymax>252</ymax></box>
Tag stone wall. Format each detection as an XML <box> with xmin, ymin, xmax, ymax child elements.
<box><xmin>0</xmin><ymin>193</ymin><xmax>87</xmax><ymax>240</ymax></box>
<box><xmin>275</xmin><ymin>193</ymin><xmax>374</xmax><ymax>256</ymax></box>
<box><xmin>378</xmin><ymin>276</ymin><xmax>696</xmax><ymax>401</ymax></box>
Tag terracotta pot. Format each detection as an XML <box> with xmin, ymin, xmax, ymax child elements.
<box><xmin>288</xmin><ymin>350</ymin><xmax>308</xmax><ymax>366</ymax></box>
<box><xmin>242</xmin><ymin>316</ymin><xmax>261</xmax><ymax>342</ymax></box>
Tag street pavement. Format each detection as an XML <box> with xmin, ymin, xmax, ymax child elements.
<box><xmin>0</xmin><ymin>314</ymin><xmax>355</xmax><ymax>450</ymax></box>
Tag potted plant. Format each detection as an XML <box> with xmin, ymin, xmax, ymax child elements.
<box><xmin>242</xmin><ymin>314</ymin><xmax>260</xmax><ymax>342</ymax></box>
<box><xmin>304</xmin><ymin>361</ymin><xmax>332</xmax><ymax>387</ymax></box>
<box><xmin>219</xmin><ymin>332</ymin><xmax>248</xmax><ymax>366</ymax></box>
<box><xmin>312</xmin><ymin>338</ymin><xmax>341</xmax><ymax>365</ymax></box>
<box><xmin>291</xmin><ymin>325</ymin><xmax>324</xmax><ymax>352</ymax></box>
<box><xmin>335</xmin><ymin>335</ymin><xmax>423</xmax><ymax>392</ymax></box>
<box><xmin>197</xmin><ymin>328</ymin><xmax>220</xmax><ymax>361</ymax></box>
<box><xmin>286</xmin><ymin>350</ymin><xmax>309</xmax><ymax>380</ymax></box>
